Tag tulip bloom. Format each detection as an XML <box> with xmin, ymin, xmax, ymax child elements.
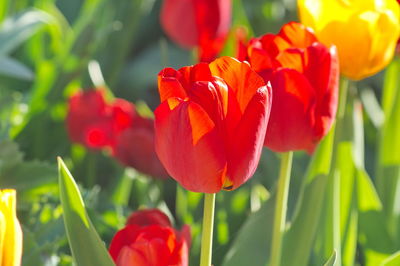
<box><xmin>155</xmin><ymin>56</ymin><xmax>272</xmax><ymax>193</ymax></box>
<box><xmin>112</xmin><ymin>115</ymin><xmax>169</xmax><ymax>179</ymax></box>
<box><xmin>66</xmin><ymin>89</ymin><xmax>134</xmax><ymax>149</ymax></box>
<box><xmin>160</xmin><ymin>0</ymin><xmax>231</xmax><ymax>62</ymax></box>
<box><xmin>0</xmin><ymin>189</ymin><xmax>23</xmax><ymax>266</ymax></box>
<box><xmin>246</xmin><ymin>22</ymin><xmax>339</xmax><ymax>153</ymax></box>
<box><xmin>109</xmin><ymin>209</ymin><xmax>190</xmax><ymax>266</ymax></box>
<box><xmin>298</xmin><ymin>0</ymin><xmax>400</xmax><ymax>80</ymax></box>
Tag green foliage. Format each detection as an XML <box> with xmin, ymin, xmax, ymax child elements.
<box><xmin>0</xmin><ymin>0</ymin><xmax>398</xmax><ymax>265</ymax></box>
<box><xmin>58</xmin><ymin>157</ymin><xmax>114</xmax><ymax>266</ymax></box>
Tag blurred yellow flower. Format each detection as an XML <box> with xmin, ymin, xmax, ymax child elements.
<box><xmin>298</xmin><ymin>0</ymin><xmax>400</xmax><ymax>80</ymax></box>
<box><xmin>0</xmin><ymin>190</ymin><xmax>22</xmax><ymax>266</ymax></box>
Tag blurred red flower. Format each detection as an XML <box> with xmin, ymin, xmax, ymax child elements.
<box><xmin>109</xmin><ymin>209</ymin><xmax>190</xmax><ymax>266</ymax></box>
<box><xmin>112</xmin><ymin>115</ymin><xmax>169</xmax><ymax>179</ymax></box>
<box><xmin>160</xmin><ymin>0</ymin><xmax>231</xmax><ymax>62</ymax></box>
<box><xmin>154</xmin><ymin>56</ymin><xmax>272</xmax><ymax>193</ymax></box>
<box><xmin>126</xmin><ymin>209</ymin><xmax>172</xmax><ymax>227</ymax></box>
<box><xmin>246</xmin><ymin>22</ymin><xmax>339</xmax><ymax>153</ymax></box>
<box><xmin>66</xmin><ymin>90</ymin><xmax>134</xmax><ymax>149</ymax></box>
<box><xmin>66</xmin><ymin>89</ymin><xmax>168</xmax><ymax>178</ymax></box>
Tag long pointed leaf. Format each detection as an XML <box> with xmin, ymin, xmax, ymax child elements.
<box><xmin>58</xmin><ymin>157</ymin><xmax>114</xmax><ymax>266</ymax></box>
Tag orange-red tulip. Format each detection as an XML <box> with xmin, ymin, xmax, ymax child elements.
<box><xmin>160</xmin><ymin>0</ymin><xmax>231</xmax><ymax>62</ymax></box>
<box><xmin>109</xmin><ymin>209</ymin><xmax>190</xmax><ymax>266</ymax></box>
<box><xmin>246</xmin><ymin>22</ymin><xmax>339</xmax><ymax>153</ymax></box>
<box><xmin>155</xmin><ymin>56</ymin><xmax>272</xmax><ymax>193</ymax></box>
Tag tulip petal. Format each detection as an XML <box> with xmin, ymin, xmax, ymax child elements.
<box><xmin>278</xmin><ymin>22</ymin><xmax>317</xmax><ymax>48</ymax></box>
<box><xmin>154</xmin><ymin>98</ymin><xmax>226</xmax><ymax>193</ymax></box>
<box><xmin>265</xmin><ymin>69</ymin><xmax>317</xmax><ymax>153</ymax></box>
<box><xmin>116</xmin><ymin>246</ymin><xmax>148</xmax><ymax>266</ymax></box>
<box><xmin>227</xmin><ymin>85</ymin><xmax>272</xmax><ymax>190</ymax></box>
<box><xmin>158</xmin><ymin>68</ymin><xmax>188</xmax><ymax>102</ymax></box>
<box><xmin>127</xmin><ymin>209</ymin><xmax>171</xmax><ymax>227</ymax></box>
<box><xmin>160</xmin><ymin>0</ymin><xmax>198</xmax><ymax>48</ymax></box>
<box><xmin>248</xmin><ymin>34</ymin><xmax>280</xmax><ymax>71</ymax></box>
<box><xmin>0</xmin><ymin>190</ymin><xmax>22</xmax><ymax>266</ymax></box>
<box><xmin>303</xmin><ymin>43</ymin><xmax>339</xmax><ymax>139</ymax></box>
<box><xmin>209</xmin><ymin>57</ymin><xmax>266</xmax><ymax>113</ymax></box>
<box><xmin>109</xmin><ymin>225</ymin><xmax>141</xmax><ymax>262</ymax></box>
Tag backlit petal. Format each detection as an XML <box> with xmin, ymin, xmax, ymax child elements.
<box><xmin>227</xmin><ymin>84</ymin><xmax>272</xmax><ymax>190</ymax></box>
<box><xmin>154</xmin><ymin>98</ymin><xmax>226</xmax><ymax>193</ymax></box>
<box><xmin>265</xmin><ymin>69</ymin><xmax>317</xmax><ymax>153</ymax></box>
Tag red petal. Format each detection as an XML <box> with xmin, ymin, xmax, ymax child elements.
<box><xmin>303</xmin><ymin>44</ymin><xmax>339</xmax><ymax>140</ymax></box>
<box><xmin>227</xmin><ymin>84</ymin><xmax>272</xmax><ymax>190</ymax></box>
<box><xmin>154</xmin><ymin>98</ymin><xmax>226</xmax><ymax>193</ymax></box>
<box><xmin>160</xmin><ymin>0</ymin><xmax>198</xmax><ymax>48</ymax></box>
<box><xmin>195</xmin><ymin>0</ymin><xmax>231</xmax><ymax>62</ymax></box>
<box><xmin>264</xmin><ymin>69</ymin><xmax>317</xmax><ymax>152</ymax></box>
<box><xmin>158</xmin><ymin>68</ymin><xmax>188</xmax><ymax>102</ymax></box>
<box><xmin>127</xmin><ymin>209</ymin><xmax>171</xmax><ymax>227</ymax></box>
<box><xmin>209</xmin><ymin>57</ymin><xmax>266</xmax><ymax>113</ymax></box>
<box><xmin>109</xmin><ymin>225</ymin><xmax>141</xmax><ymax>262</ymax></box>
<box><xmin>278</xmin><ymin>21</ymin><xmax>317</xmax><ymax>49</ymax></box>
<box><xmin>116</xmin><ymin>246</ymin><xmax>148</xmax><ymax>266</ymax></box>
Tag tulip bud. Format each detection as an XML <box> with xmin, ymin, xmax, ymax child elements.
<box><xmin>109</xmin><ymin>209</ymin><xmax>190</xmax><ymax>266</ymax></box>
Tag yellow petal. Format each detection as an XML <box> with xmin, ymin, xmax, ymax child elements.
<box><xmin>0</xmin><ymin>190</ymin><xmax>23</xmax><ymax>266</ymax></box>
<box><xmin>298</xmin><ymin>0</ymin><xmax>400</xmax><ymax>80</ymax></box>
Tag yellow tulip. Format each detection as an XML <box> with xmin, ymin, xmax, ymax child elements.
<box><xmin>298</xmin><ymin>0</ymin><xmax>400</xmax><ymax>80</ymax></box>
<box><xmin>0</xmin><ymin>190</ymin><xmax>22</xmax><ymax>266</ymax></box>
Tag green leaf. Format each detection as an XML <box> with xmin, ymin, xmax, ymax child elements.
<box><xmin>282</xmin><ymin>175</ymin><xmax>327</xmax><ymax>266</ymax></box>
<box><xmin>380</xmin><ymin>58</ymin><xmax>400</xmax><ymax>165</ymax></box>
<box><xmin>58</xmin><ymin>157</ymin><xmax>115</xmax><ymax>266</ymax></box>
<box><xmin>0</xmin><ymin>9</ymin><xmax>51</xmax><ymax>55</ymax></box>
<box><xmin>0</xmin><ymin>56</ymin><xmax>34</xmax><ymax>80</ymax></box>
<box><xmin>280</xmin><ymin>131</ymin><xmax>333</xmax><ymax>266</ymax></box>
<box><xmin>356</xmin><ymin>169</ymin><xmax>382</xmax><ymax>212</ymax></box>
<box><xmin>381</xmin><ymin>251</ymin><xmax>400</xmax><ymax>266</ymax></box>
<box><xmin>222</xmin><ymin>194</ymin><xmax>276</xmax><ymax>266</ymax></box>
<box><xmin>324</xmin><ymin>250</ymin><xmax>337</xmax><ymax>266</ymax></box>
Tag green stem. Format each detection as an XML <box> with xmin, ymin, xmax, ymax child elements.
<box><xmin>86</xmin><ymin>151</ymin><xmax>97</xmax><ymax>187</ymax></box>
<box><xmin>270</xmin><ymin>151</ymin><xmax>293</xmax><ymax>266</ymax></box>
<box><xmin>200</xmin><ymin>193</ymin><xmax>216</xmax><ymax>266</ymax></box>
<box><xmin>327</xmin><ymin>77</ymin><xmax>350</xmax><ymax>265</ymax></box>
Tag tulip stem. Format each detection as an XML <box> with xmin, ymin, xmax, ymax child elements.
<box><xmin>270</xmin><ymin>151</ymin><xmax>293</xmax><ymax>266</ymax></box>
<box><xmin>200</xmin><ymin>193</ymin><xmax>216</xmax><ymax>266</ymax></box>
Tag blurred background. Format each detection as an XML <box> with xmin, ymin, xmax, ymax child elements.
<box><xmin>0</xmin><ymin>0</ymin><xmax>391</xmax><ymax>265</ymax></box>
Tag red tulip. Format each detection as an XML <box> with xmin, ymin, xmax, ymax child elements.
<box><xmin>154</xmin><ymin>56</ymin><xmax>272</xmax><ymax>193</ymax></box>
<box><xmin>126</xmin><ymin>209</ymin><xmax>172</xmax><ymax>227</ymax></box>
<box><xmin>160</xmin><ymin>0</ymin><xmax>231</xmax><ymax>62</ymax></box>
<box><xmin>246</xmin><ymin>22</ymin><xmax>339</xmax><ymax>153</ymax></box>
<box><xmin>109</xmin><ymin>209</ymin><xmax>190</xmax><ymax>266</ymax></box>
<box><xmin>66</xmin><ymin>89</ymin><xmax>134</xmax><ymax>149</ymax></box>
<box><xmin>112</xmin><ymin>115</ymin><xmax>169</xmax><ymax>179</ymax></box>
